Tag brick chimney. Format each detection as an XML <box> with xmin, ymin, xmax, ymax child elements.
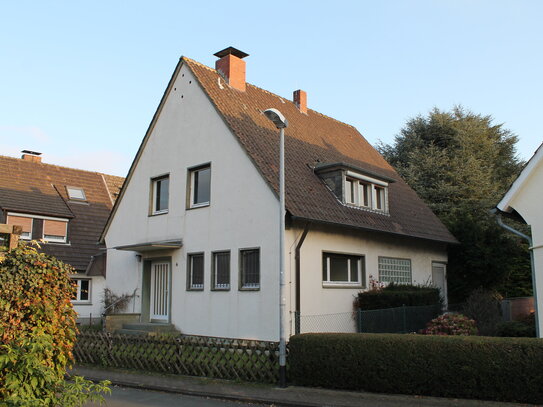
<box><xmin>293</xmin><ymin>89</ymin><xmax>307</xmax><ymax>114</ymax></box>
<box><xmin>21</xmin><ymin>150</ymin><xmax>42</xmax><ymax>163</ymax></box>
<box><xmin>214</xmin><ymin>47</ymin><xmax>249</xmax><ymax>92</ymax></box>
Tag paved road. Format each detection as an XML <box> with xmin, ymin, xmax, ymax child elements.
<box><xmin>84</xmin><ymin>385</ymin><xmax>269</xmax><ymax>407</ymax></box>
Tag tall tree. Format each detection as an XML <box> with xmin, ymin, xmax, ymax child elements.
<box><xmin>379</xmin><ymin>106</ymin><xmax>530</xmax><ymax>302</ymax></box>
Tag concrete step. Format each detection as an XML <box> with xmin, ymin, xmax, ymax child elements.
<box><xmin>115</xmin><ymin>329</ymin><xmax>150</xmax><ymax>336</ymax></box>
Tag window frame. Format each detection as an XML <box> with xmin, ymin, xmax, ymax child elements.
<box><xmin>344</xmin><ymin>171</ymin><xmax>389</xmax><ymax>213</ymax></box>
<box><xmin>239</xmin><ymin>248</ymin><xmax>260</xmax><ymax>291</ymax></box>
<box><xmin>72</xmin><ymin>278</ymin><xmax>91</xmax><ymax>304</ymax></box>
<box><xmin>42</xmin><ymin>219</ymin><xmax>68</xmax><ymax>243</ymax></box>
<box><xmin>66</xmin><ymin>186</ymin><xmax>87</xmax><ymax>201</ymax></box>
<box><xmin>187</xmin><ymin>252</ymin><xmax>205</xmax><ymax>291</ymax></box>
<box><xmin>187</xmin><ymin>164</ymin><xmax>211</xmax><ymax>209</ymax></box>
<box><xmin>322</xmin><ymin>251</ymin><xmax>365</xmax><ymax>288</ymax></box>
<box><xmin>211</xmin><ymin>250</ymin><xmax>231</xmax><ymax>291</ymax></box>
<box><xmin>378</xmin><ymin>256</ymin><xmax>412</xmax><ymax>284</ymax></box>
<box><xmin>6</xmin><ymin>213</ymin><xmax>33</xmax><ymax>240</ymax></box>
<box><xmin>150</xmin><ymin>174</ymin><xmax>170</xmax><ymax>216</ymax></box>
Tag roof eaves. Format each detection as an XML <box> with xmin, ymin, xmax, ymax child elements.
<box><xmin>314</xmin><ymin>162</ymin><xmax>396</xmax><ymax>183</ymax></box>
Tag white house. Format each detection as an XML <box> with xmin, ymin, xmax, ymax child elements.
<box><xmin>497</xmin><ymin>142</ymin><xmax>543</xmax><ymax>337</ymax></box>
<box><xmin>101</xmin><ymin>47</ymin><xmax>456</xmax><ymax>341</ymax></box>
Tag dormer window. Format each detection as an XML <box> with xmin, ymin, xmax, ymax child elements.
<box><xmin>66</xmin><ymin>186</ymin><xmax>86</xmax><ymax>201</ymax></box>
<box><xmin>315</xmin><ymin>163</ymin><xmax>393</xmax><ymax>215</ymax></box>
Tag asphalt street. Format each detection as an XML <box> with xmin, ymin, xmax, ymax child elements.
<box><xmin>84</xmin><ymin>385</ymin><xmax>269</xmax><ymax>407</ymax></box>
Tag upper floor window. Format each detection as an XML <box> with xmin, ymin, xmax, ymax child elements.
<box><xmin>188</xmin><ymin>165</ymin><xmax>211</xmax><ymax>208</ymax></box>
<box><xmin>378</xmin><ymin>257</ymin><xmax>412</xmax><ymax>284</ymax></box>
<box><xmin>43</xmin><ymin>219</ymin><xmax>68</xmax><ymax>243</ymax></box>
<box><xmin>6</xmin><ymin>214</ymin><xmax>32</xmax><ymax>240</ymax></box>
<box><xmin>66</xmin><ymin>186</ymin><xmax>86</xmax><ymax>201</ymax></box>
<box><xmin>344</xmin><ymin>171</ymin><xmax>388</xmax><ymax>213</ymax></box>
<box><xmin>151</xmin><ymin>175</ymin><xmax>169</xmax><ymax>215</ymax></box>
<box><xmin>322</xmin><ymin>252</ymin><xmax>365</xmax><ymax>287</ymax></box>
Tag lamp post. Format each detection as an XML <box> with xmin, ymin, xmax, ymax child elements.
<box><xmin>263</xmin><ymin>108</ymin><xmax>288</xmax><ymax>387</ymax></box>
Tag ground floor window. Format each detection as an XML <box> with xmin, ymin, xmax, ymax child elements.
<box><xmin>378</xmin><ymin>257</ymin><xmax>412</xmax><ymax>284</ymax></box>
<box><xmin>212</xmin><ymin>251</ymin><xmax>230</xmax><ymax>290</ymax></box>
<box><xmin>322</xmin><ymin>252</ymin><xmax>364</xmax><ymax>287</ymax></box>
<box><xmin>72</xmin><ymin>278</ymin><xmax>91</xmax><ymax>303</ymax></box>
<box><xmin>239</xmin><ymin>248</ymin><xmax>260</xmax><ymax>290</ymax></box>
<box><xmin>187</xmin><ymin>253</ymin><xmax>204</xmax><ymax>290</ymax></box>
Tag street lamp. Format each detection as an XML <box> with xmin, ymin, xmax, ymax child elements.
<box><xmin>263</xmin><ymin>108</ymin><xmax>288</xmax><ymax>388</ymax></box>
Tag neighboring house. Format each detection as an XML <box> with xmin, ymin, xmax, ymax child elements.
<box><xmin>497</xmin><ymin>142</ymin><xmax>543</xmax><ymax>337</ymax></box>
<box><xmin>102</xmin><ymin>47</ymin><xmax>456</xmax><ymax>340</ymax></box>
<box><xmin>0</xmin><ymin>151</ymin><xmax>124</xmax><ymax>323</ymax></box>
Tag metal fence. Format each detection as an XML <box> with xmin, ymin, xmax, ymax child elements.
<box><xmin>294</xmin><ymin>304</ymin><xmax>442</xmax><ymax>335</ymax></box>
<box><xmin>74</xmin><ymin>331</ymin><xmax>280</xmax><ymax>383</ymax></box>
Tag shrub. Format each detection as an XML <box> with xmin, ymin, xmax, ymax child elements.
<box><xmin>289</xmin><ymin>333</ymin><xmax>543</xmax><ymax>404</ymax></box>
<box><xmin>0</xmin><ymin>243</ymin><xmax>109</xmax><ymax>405</ymax></box>
<box><xmin>461</xmin><ymin>288</ymin><xmax>502</xmax><ymax>336</ymax></box>
<box><xmin>419</xmin><ymin>313</ymin><xmax>477</xmax><ymax>335</ymax></box>
<box><xmin>357</xmin><ymin>283</ymin><xmax>441</xmax><ymax>310</ymax></box>
<box><xmin>496</xmin><ymin>314</ymin><xmax>536</xmax><ymax>337</ymax></box>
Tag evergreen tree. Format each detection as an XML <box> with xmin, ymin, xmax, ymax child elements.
<box><xmin>379</xmin><ymin>106</ymin><xmax>530</xmax><ymax>302</ymax></box>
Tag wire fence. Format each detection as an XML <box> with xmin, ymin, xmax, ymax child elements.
<box><xmin>294</xmin><ymin>304</ymin><xmax>443</xmax><ymax>335</ymax></box>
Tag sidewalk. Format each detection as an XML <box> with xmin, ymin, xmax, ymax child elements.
<box><xmin>70</xmin><ymin>366</ymin><xmax>536</xmax><ymax>407</ymax></box>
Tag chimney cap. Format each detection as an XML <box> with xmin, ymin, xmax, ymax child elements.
<box><xmin>214</xmin><ymin>47</ymin><xmax>249</xmax><ymax>59</ymax></box>
<box><xmin>21</xmin><ymin>150</ymin><xmax>42</xmax><ymax>156</ymax></box>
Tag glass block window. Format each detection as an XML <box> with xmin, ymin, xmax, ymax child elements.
<box><xmin>378</xmin><ymin>257</ymin><xmax>412</xmax><ymax>284</ymax></box>
<box><xmin>240</xmin><ymin>249</ymin><xmax>260</xmax><ymax>290</ymax></box>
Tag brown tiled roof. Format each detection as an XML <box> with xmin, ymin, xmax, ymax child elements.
<box><xmin>184</xmin><ymin>58</ymin><xmax>456</xmax><ymax>244</ymax></box>
<box><xmin>0</xmin><ymin>155</ymin><xmax>124</xmax><ymax>271</ymax></box>
<box><xmin>101</xmin><ymin>174</ymin><xmax>125</xmax><ymax>204</ymax></box>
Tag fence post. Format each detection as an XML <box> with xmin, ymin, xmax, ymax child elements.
<box><xmin>294</xmin><ymin>311</ymin><xmax>300</xmax><ymax>335</ymax></box>
<box><xmin>402</xmin><ymin>305</ymin><xmax>407</xmax><ymax>333</ymax></box>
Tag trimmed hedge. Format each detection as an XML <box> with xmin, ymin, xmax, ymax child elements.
<box><xmin>357</xmin><ymin>284</ymin><xmax>440</xmax><ymax>310</ymax></box>
<box><xmin>288</xmin><ymin>333</ymin><xmax>543</xmax><ymax>404</ymax></box>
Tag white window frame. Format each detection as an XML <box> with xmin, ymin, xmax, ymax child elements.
<box><xmin>187</xmin><ymin>252</ymin><xmax>204</xmax><ymax>291</ymax></box>
<box><xmin>66</xmin><ymin>186</ymin><xmax>86</xmax><ymax>201</ymax></box>
<box><xmin>72</xmin><ymin>278</ymin><xmax>91</xmax><ymax>303</ymax></box>
<box><xmin>42</xmin><ymin>219</ymin><xmax>68</xmax><ymax>243</ymax></box>
<box><xmin>188</xmin><ymin>165</ymin><xmax>211</xmax><ymax>209</ymax></box>
<box><xmin>378</xmin><ymin>256</ymin><xmax>412</xmax><ymax>284</ymax></box>
<box><xmin>322</xmin><ymin>252</ymin><xmax>364</xmax><ymax>287</ymax></box>
<box><xmin>151</xmin><ymin>175</ymin><xmax>169</xmax><ymax>215</ymax></box>
<box><xmin>6</xmin><ymin>213</ymin><xmax>33</xmax><ymax>240</ymax></box>
<box><xmin>344</xmin><ymin>171</ymin><xmax>389</xmax><ymax>213</ymax></box>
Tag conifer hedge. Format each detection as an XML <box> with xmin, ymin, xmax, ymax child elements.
<box><xmin>288</xmin><ymin>333</ymin><xmax>543</xmax><ymax>404</ymax></box>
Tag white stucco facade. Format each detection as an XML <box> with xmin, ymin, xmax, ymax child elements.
<box><xmin>105</xmin><ymin>63</ymin><xmax>281</xmax><ymax>340</ymax></box>
<box><xmin>72</xmin><ymin>275</ymin><xmax>105</xmax><ymax>325</ymax></box>
<box><xmin>498</xmin><ymin>143</ymin><xmax>543</xmax><ymax>337</ymax></box>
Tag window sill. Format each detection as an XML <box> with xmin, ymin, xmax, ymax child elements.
<box><xmin>323</xmin><ymin>283</ymin><xmax>364</xmax><ymax>289</ymax></box>
<box><xmin>187</xmin><ymin>287</ymin><xmax>204</xmax><ymax>291</ymax></box>
<box><xmin>72</xmin><ymin>302</ymin><xmax>92</xmax><ymax>305</ymax></box>
<box><xmin>187</xmin><ymin>203</ymin><xmax>210</xmax><ymax>210</ymax></box>
<box><xmin>239</xmin><ymin>286</ymin><xmax>260</xmax><ymax>291</ymax></box>
<box><xmin>211</xmin><ymin>287</ymin><xmax>231</xmax><ymax>291</ymax></box>
<box><xmin>149</xmin><ymin>210</ymin><xmax>169</xmax><ymax>217</ymax></box>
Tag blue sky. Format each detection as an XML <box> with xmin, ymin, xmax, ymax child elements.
<box><xmin>1</xmin><ymin>1</ymin><xmax>541</xmax><ymax>176</ymax></box>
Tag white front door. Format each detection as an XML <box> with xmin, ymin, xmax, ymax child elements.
<box><xmin>150</xmin><ymin>262</ymin><xmax>170</xmax><ymax>321</ymax></box>
<box><xmin>432</xmin><ymin>262</ymin><xmax>447</xmax><ymax>308</ymax></box>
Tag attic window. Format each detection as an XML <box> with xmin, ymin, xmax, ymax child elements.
<box><xmin>344</xmin><ymin>171</ymin><xmax>389</xmax><ymax>213</ymax></box>
<box><xmin>66</xmin><ymin>187</ymin><xmax>86</xmax><ymax>201</ymax></box>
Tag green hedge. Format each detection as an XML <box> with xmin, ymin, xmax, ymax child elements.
<box><xmin>357</xmin><ymin>284</ymin><xmax>441</xmax><ymax>310</ymax></box>
<box><xmin>288</xmin><ymin>333</ymin><xmax>543</xmax><ymax>404</ymax></box>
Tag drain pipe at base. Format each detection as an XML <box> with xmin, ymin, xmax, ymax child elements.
<box><xmin>494</xmin><ymin>210</ymin><xmax>539</xmax><ymax>338</ymax></box>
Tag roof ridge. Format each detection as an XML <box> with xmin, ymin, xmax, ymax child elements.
<box><xmin>0</xmin><ymin>154</ymin><xmax>123</xmax><ymax>178</ymax></box>
<box><xmin>182</xmin><ymin>56</ymin><xmax>358</xmax><ymax>131</ymax></box>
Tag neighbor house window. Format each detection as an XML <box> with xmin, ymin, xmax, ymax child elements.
<box><xmin>43</xmin><ymin>219</ymin><xmax>68</xmax><ymax>243</ymax></box>
<box><xmin>66</xmin><ymin>186</ymin><xmax>86</xmax><ymax>201</ymax></box>
<box><xmin>378</xmin><ymin>257</ymin><xmax>412</xmax><ymax>284</ymax></box>
<box><xmin>151</xmin><ymin>175</ymin><xmax>169</xmax><ymax>215</ymax></box>
<box><xmin>212</xmin><ymin>251</ymin><xmax>230</xmax><ymax>290</ymax></box>
<box><xmin>240</xmin><ymin>248</ymin><xmax>260</xmax><ymax>290</ymax></box>
<box><xmin>322</xmin><ymin>252</ymin><xmax>364</xmax><ymax>287</ymax></box>
<box><xmin>72</xmin><ymin>278</ymin><xmax>91</xmax><ymax>303</ymax></box>
<box><xmin>187</xmin><ymin>253</ymin><xmax>204</xmax><ymax>290</ymax></box>
<box><xmin>344</xmin><ymin>172</ymin><xmax>388</xmax><ymax>213</ymax></box>
<box><xmin>6</xmin><ymin>214</ymin><xmax>33</xmax><ymax>240</ymax></box>
<box><xmin>188</xmin><ymin>165</ymin><xmax>211</xmax><ymax>208</ymax></box>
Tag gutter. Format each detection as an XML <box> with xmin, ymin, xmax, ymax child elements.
<box><xmin>492</xmin><ymin>209</ymin><xmax>539</xmax><ymax>338</ymax></box>
<box><xmin>294</xmin><ymin>222</ymin><xmax>311</xmax><ymax>314</ymax></box>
